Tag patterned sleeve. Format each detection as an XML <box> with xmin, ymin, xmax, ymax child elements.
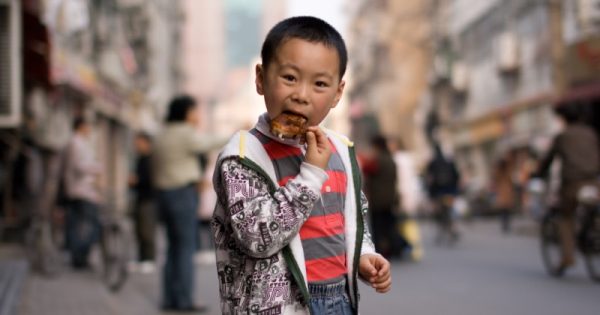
<box><xmin>359</xmin><ymin>191</ymin><xmax>377</xmax><ymax>256</ymax></box>
<box><xmin>217</xmin><ymin>157</ymin><xmax>326</xmax><ymax>258</ymax></box>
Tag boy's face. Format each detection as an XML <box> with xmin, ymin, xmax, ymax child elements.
<box><xmin>255</xmin><ymin>38</ymin><xmax>345</xmax><ymax>127</ymax></box>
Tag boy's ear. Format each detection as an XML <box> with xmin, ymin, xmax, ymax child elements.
<box><xmin>331</xmin><ymin>79</ymin><xmax>346</xmax><ymax>108</ymax></box>
<box><xmin>255</xmin><ymin>64</ymin><xmax>264</xmax><ymax>95</ymax></box>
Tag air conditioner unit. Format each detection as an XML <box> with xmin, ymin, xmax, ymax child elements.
<box><xmin>0</xmin><ymin>0</ymin><xmax>22</xmax><ymax>128</ymax></box>
<box><xmin>451</xmin><ymin>61</ymin><xmax>469</xmax><ymax>93</ymax></box>
<box><xmin>577</xmin><ymin>0</ymin><xmax>600</xmax><ymax>30</ymax></box>
<box><xmin>496</xmin><ymin>32</ymin><xmax>520</xmax><ymax>74</ymax></box>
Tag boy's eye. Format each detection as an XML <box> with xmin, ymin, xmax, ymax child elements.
<box><xmin>315</xmin><ymin>81</ymin><xmax>329</xmax><ymax>88</ymax></box>
<box><xmin>282</xmin><ymin>75</ymin><xmax>296</xmax><ymax>82</ymax></box>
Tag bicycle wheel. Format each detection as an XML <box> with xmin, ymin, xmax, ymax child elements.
<box><xmin>540</xmin><ymin>213</ymin><xmax>563</xmax><ymax>277</ymax></box>
<box><xmin>101</xmin><ymin>223</ymin><xmax>129</xmax><ymax>292</ymax></box>
<box><xmin>582</xmin><ymin>209</ymin><xmax>600</xmax><ymax>283</ymax></box>
<box><xmin>25</xmin><ymin>220</ymin><xmax>62</xmax><ymax>277</ymax></box>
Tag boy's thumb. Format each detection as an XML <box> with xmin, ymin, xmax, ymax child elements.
<box><xmin>369</xmin><ymin>264</ymin><xmax>378</xmax><ymax>275</ymax></box>
<box><xmin>362</xmin><ymin>259</ymin><xmax>377</xmax><ymax>275</ymax></box>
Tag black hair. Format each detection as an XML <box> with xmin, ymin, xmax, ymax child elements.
<box><xmin>166</xmin><ymin>95</ymin><xmax>197</xmax><ymax>122</ymax></box>
<box><xmin>370</xmin><ymin>135</ymin><xmax>389</xmax><ymax>153</ymax></box>
<box><xmin>554</xmin><ymin>104</ymin><xmax>581</xmax><ymax>124</ymax></box>
<box><xmin>73</xmin><ymin>117</ymin><xmax>87</xmax><ymax>131</ymax></box>
<box><xmin>261</xmin><ymin>16</ymin><xmax>348</xmax><ymax>80</ymax></box>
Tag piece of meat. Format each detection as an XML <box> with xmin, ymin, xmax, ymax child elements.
<box><xmin>270</xmin><ymin>112</ymin><xmax>308</xmax><ymax>140</ymax></box>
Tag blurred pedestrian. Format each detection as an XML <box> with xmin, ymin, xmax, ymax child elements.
<box><xmin>491</xmin><ymin>154</ymin><xmax>516</xmax><ymax>234</ymax></box>
<box><xmin>363</xmin><ymin>135</ymin><xmax>406</xmax><ymax>259</ymax></box>
<box><xmin>64</xmin><ymin>117</ymin><xmax>102</xmax><ymax>269</ymax></box>
<box><xmin>390</xmin><ymin>138</ymin><xmax>424</xmax><ymax>261</ymax></box>
<box><xmin>153</xmin><ymin>95</ymin><xmax>226</xmax><ymax>312</ymax></box>
<box><xmin>425</xmin><ymin>144</ymin><xmax>461</xmax><ymax>245</ymax></box>
<box><xmin>129</xmin><ymin>132</ymin><xmax>157</xmax><ymax>273</ymax></box>
<box><xmin>513</xmin><ymin>148</ymin><xmax>538</xmax><ymax>213</ymax></box>
<box><xmin>194</xmin><ymin>152</ymin><xmax>217</xmax><ymax>265</ymax></box>
<box><xmin>535</xmin><ymin>105</ymin><xmax>600</xmax><ymax>273</ymax></box>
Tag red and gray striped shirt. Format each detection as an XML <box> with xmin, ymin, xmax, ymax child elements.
<box><xmin>250</xmin><ymin>128</ymin><xmax>348</xmax><ymax>284</ymax></box>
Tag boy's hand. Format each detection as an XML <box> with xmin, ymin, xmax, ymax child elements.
<box><xmin>305</xmin><ymin>127</ymin><xmax>331</xmax><ymax>170</ymax></box>
<box><xmin>359</xmin><ymin>254</ymin><xmax>391</xmax><ymax>293</ymax></box>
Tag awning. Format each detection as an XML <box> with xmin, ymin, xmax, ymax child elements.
<box><xmin>556</xmin><ymin>81</ymin><xmax>600</xmax><ymax>106</ymax></box>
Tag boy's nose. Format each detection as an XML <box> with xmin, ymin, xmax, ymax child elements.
<box><xmin>291</xmin><ymin>83</ymin><xmax>309</xmax><ymax>104</ymax></box>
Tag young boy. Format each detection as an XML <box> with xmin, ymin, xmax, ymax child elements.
<box><xmin>212</xmin><ymin>16</ymin><xmax>391</xmax><ymax>314</ymax></box>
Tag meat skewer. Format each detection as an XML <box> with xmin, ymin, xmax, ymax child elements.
<box><xmin>270</xmin><ymin>112</ymin><xmax>308</xmax><ymax>141</ymax></box>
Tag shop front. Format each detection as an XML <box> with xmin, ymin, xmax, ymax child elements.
<box><xmin>450</xmin><ymin>91</ymin><xmax>555</xmax><ymax>185</ymax></box>
<box><xmin>560</xmin><ymin>34</ymin><xmax>600</xmax><ymax>135</ymax></box>
<box><xmin>51</xmin><ymin>47</ymin><xmax>133</xmax><ymax>216</ymax></box>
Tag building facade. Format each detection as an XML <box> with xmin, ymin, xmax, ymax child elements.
<box><xmin>0</xmin><ymin>0</ymin><xmax>184</xmax><ymax>228</ymax></box>
<box><xmin>428</xmin><ymin>0</ymin><xmax>600</xmax><ymax>185</ymax></box>
<box><xmin>346</xmin><ymin>0</ymin><xmax>433</xmax><ymax>161</ymax></box>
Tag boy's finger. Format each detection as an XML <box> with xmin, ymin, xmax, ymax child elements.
<box><xmin>376</xmin><ymin>259</ymin><xmax>390</xmax><ymax>276</ymax></box>
<box><xmin>377</xmin><ymin>263</ymin><xmax>390</xmax><ymax>277</ymax></box>
<box><xmin>305</xmin><ymin>131</ymin><xmax>316</xmax><ymax>147</ymax></box>
<box><xmin>361</xmin><ymin>264</ymin><xmax>377</xmax><ymax>279</ymax></box>
<box><xmin>310</xmin><ymin>128</ymin><xmax>326</xmax><ymax>145</ymax></box>
<box><xmin>374</xmin><ymin>277</ymin><xmax>392</xmax><ymax>287</ymax></box>
<box><xmin>373</xmin><ymin>273</ymin><xmax>390</xmax><ymax>284</ymax></box>
<box><xmin>365</xmin><ymin>264</ymin><xmax>377</xmax><ymax>276</ymax></box>
<box><xmin>375</xmin><ymin>280</ymin><xmax>392</xmax><ymax>293</ymax></box>
<box><xmin>374</xmin><ymin>277</ymin><xmax>391</xmax><ymax>288</ymax></box>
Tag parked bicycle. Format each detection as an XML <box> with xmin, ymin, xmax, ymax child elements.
<box><xmin>99</xmin><ymin>217</ymin><xmax>130</xmax><ymax>291</ymax></box>
<box><xmin>25</xmin><ymin>214</ymin><xmax>63</xmax><ymax>277</ymax></box>
<box><xmin>25</xmin><ymin>190</ymin><xmax>132</xmax><ymax>292</ymax></box>
<box><xmin>539</xmin><ymin>182</ymin><xmax>600</xmax><ymax>282</ymax></box>
<box><xmin>96</xmin><ymin>191</ymin><xmax>133</xmax><ymax>292</ymax></box>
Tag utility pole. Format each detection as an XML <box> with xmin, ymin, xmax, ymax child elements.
<box><xmin>548</xmin><ymin>0</ymin><xmax>566</xmax><ymax>94</ymax></box>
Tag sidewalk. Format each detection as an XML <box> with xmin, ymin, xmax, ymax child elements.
<box><xmin>18</xmin><ymin>268</ymin><xmax>169</xmax><ymax>315</ymax></box>
<box><xmin>13</xmin><ymin>247</ymin><xmax>221</xmax><ymax>315</ymax></box>
<box><xmin>0</xmin><ymin>245</ymin><xmax>28</xmax><ymax>315</ymax></box>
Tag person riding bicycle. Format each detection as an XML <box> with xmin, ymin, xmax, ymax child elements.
<box><xmin>425</xmin><ymin>143</ymin><xmax>461</xmax><ymax>245</ymax></box>
<box><xmin>535</xmin><ymin>104</ymin><xmax>600</xmax><ymax>273</ymax></box>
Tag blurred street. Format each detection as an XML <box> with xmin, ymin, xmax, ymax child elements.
<box><xmin>2</xmin><ymin>0</ymin><xmax>600</xmax><ymax>314</ymax></box>
<box><xmin>8</xmin><ymin>218</ymin><xmax>599</xmax><ymax>315</ymax></box>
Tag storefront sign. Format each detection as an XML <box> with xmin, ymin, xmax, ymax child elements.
<box><xmin>51</xmin><ymin>48</ymin><xmax>99</xmax><ymax>93</ymax></box>
<box><xmin>565</xmin><ymin>35</ymin><xmax>600</xmax><ymax>85</ymax></box>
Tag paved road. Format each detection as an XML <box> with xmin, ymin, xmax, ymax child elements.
<box><xmin>360</xmin><ymin>219</ymin><xmax>600</xmax><ymax>315</ymax></box>
<box><xmin>15</xmin><ymin>218</ymin><xmax>600</xmax><ymax>315</ymax></box>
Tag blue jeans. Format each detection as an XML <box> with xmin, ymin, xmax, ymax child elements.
<box><xmin>158</xmin><ymin>184</ymin><xmax>198</xmax><ymax>309</ymax></box>
<box><xmin>66</xmin><ymin>199</ymin><xmax>100</xmax><ymax>268</ymax></box>
<box><xmin>308</xmin><ymin>279</ymin><xmax>354</xmax><ymax>315</ymax></box>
